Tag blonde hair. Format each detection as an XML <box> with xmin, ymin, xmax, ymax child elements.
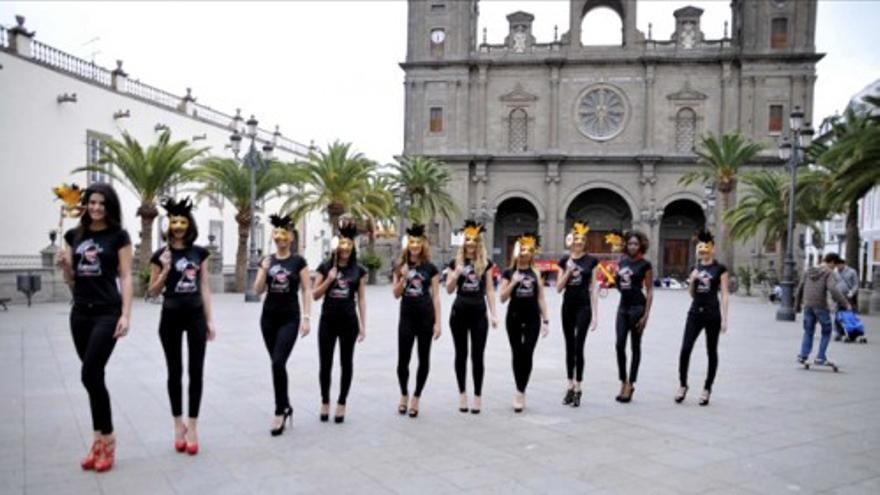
<box><xmin>397</xmin><ymin>237</ymin><xmax>432</xmax><ymax>268</ymax></box>
<box><xmin>455</xmin><ymin>238</ymin><xmax>488</xmax><ymax>277</ymax></box>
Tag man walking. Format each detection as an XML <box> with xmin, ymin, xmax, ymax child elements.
<box><xmin>833</xmin><ymin>255</ymin><xmax>860</xmax><ymax>340</ymax></box>
<box><xmin>795</xmin><ymin>253</ymin><xmax>852</xmax><ymax>365</ymax></box>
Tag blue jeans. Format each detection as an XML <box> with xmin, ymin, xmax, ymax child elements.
<box><xmin>800</xmin><ymin>307</ymin><xmax>832</xmax><ymax>361</ymax></box>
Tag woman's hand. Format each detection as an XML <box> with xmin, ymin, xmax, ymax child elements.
<box><xmin>207</xmin><ymin>321</ymin><xmax>217</xmax><ymax>341</ymax></box>
<box><xmin>113</xmin><ymin>315</ymin><xmax>129</xmax><ymax>338</ymax></box>
<box><xmin>55</xmin><ymin>249</ymin><xmax>71</xmax><ymax>271</ymax></box>
<box><xmin>300</xmin><ymin>318</ymin><xmax>311</xmax><ymax>337</ymax></box>
<box><xmin>433</xmin><ymin>321</ymin><xmax>441</xmax><ymax>340</ymax></box>
<box><xmin>399</xmin><ymin>264</ymin><xmax>410</xmax><ymax>280</ymax></box>
<box><xmin>512</xmin><ymin>271</ymin><xmax>524</xmax><ymax>285</ymax></box>
<box><xmin>589</xmin><ymin>317</ymin><xmax>598</xmax><ymax>332</ymax></box>
<box><xmin>358</xmin><ymin>321</ymin><xmax>366</xmax><ymax>342</ymax></box>
<box><xmin>159</xmin><ymin>248</ymin><xmax>172</xmax><ymax>271</ymax></box>
<box><xmin>721</xmin><ymin>319</ymin><xmax>728</xmax><ymax>334</ymax></box>
<box><xmin>260</xmin><ymin>256</ymin><xmax>271</xmax><ymax>271</ymax></box>
<box><xmin>490</xmin><ymin>315</ymin><xmax>498</xmax><ymax>329</ymax></box>
<box><xmin>540</xmin><ymin>320</ymin><xmax>549</xmax><ymax>338</ymax></box>
<box><xmin>326</xmin><ymin>266</ymin><xmax>338</xmax><ymax>282</ymax></box>
<box><xmin>636</xmin><ymin>316</ymin><xmax>648</xmax><ymax>333</ymax></box>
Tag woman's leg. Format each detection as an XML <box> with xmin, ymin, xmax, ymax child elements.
<box><xmin>615</xmin><ymin>307</ymin><xmax>629</xmax><ymax>383</ymax></box>
<box><xmin>703</xmin><ymin>313</ymin><xmax>721</xmax><ymax>392</ymax></box>
<box><xmin>678</xmin><ymin>312</ymin><xmax>704</xmax><ymax>388</ymax></box>
<box><xmin>268</xmin><ymin>314</ymin><xmax>299</xmax><ymax>415</ymax></box>
<box><xmin>158</xmin><ymin>310</ymin><xmax>184</xmax><ymax>418</ymax></box>
<box><xmin>561</xmin><ymin>303</ymin><xmax>576</xmax><ymax>382</ymax></box>
<box><xmin>449</xmin><ymin>308</ymin><xmax>469</xmax><ymax>394</ymax></box>
<box><xmin>397</xmin><ymin>315</ymin><xmax>416</xmax><ymax>396</ymax></box>
<box><xmin>413</xmin><ymin>317</ymin><xmax>434</xmax><ymax>397</ymax></box>
<box><xmin>506</xmin><ymin>315</ymin><xmax>525</xmax><ymax>392</ymax></box>
<box><xmin>185</xmin><ymin>312</ymin><xmax>209</xmax><ymax>418</ymax></box>
<box><xmin>628</xmin><ymin>306</ymin><xmax>645</xmax><ymax>384</ymax></box>
<box><xmin>471</xmin><ymin>311</ymin><xmax>489</xmax><ymax>397</ymax></box>
<box><xmin>574</xmin><ymin>307</ymin><xmax>591</xmax><ymax>383</ymax></box>
<box><xmin>336</xmin><ymin>315</ymin><xmax>359</xmax><ymax>405</ymax></box>
<box><xmin>73</xmin><ymin>312</ymin><xmax>119</xmax><ymax>434</ymax></box>
<box><xmin>518</xmin><ymin>318</ymin><xmax>541</xmax><ymax>392</ymax></box>
<box><xmin>318</xmin><ymin>315</ymin><xmax>337</xmax><ymax>406</ymax></box>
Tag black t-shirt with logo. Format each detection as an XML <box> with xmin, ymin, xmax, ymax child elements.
<box><xmin>616</xmin><ymin>256</ymin><xmax>652</xmax><ymax>307</ymax></box>
<box><xmin>448</xmin><ymin>259</ymin><xmax>494</xmax><ymax>307</ymax></box>
<box><xmin>558</xmin><ymin>254</ymin><xmax>599</xmax><ymax>305</ymax></box>
<box><xmin>150</xmin><ymin>245</ymin><xmax>210</xmax><ymax>310</ymax></box>
<box><xmin>317</xmin><ymin>260</ymin><xmax>367</xmax><ymax>314</ymax></box>
<box><xmin>261</xmin><ymin>254</ymin><xmax>307</xmax><ymax>314</ymax></box>
<box><xmin>400</xmin><ymin>262</ymin><xmax>439</xmax><ymax>313</ymax></box>
<box><xmin>690</xmin><ymin>261</ymin><xmax>727</xmax><ymax>312</ymax></box>
<box><xmin>64</xmin><ymin>227</ymin><xmax>132</xmax><ymax>309</ymax></box>
<box><xmin>502</xmin><ymin>267</ymin><xmax>541</xmax><ymax>319</ymax></box>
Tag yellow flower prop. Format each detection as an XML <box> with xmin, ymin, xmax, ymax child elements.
<box><xmin>53</xmin><ymin>183</ymin><xmax>83</xmax><ymax>216</ymax></box>
<box><xmin>598</xmin><ymin>261</ymin><xmax>616</xmax><ymax>286</ymax></box>
<box><xmin>605</xmin><ymin>232</ymin><xmax>624</xmax><ymax>253</ymax></box>
<box><xmin>571</xmin><ymin>221</ymin><xmax>589</xmax><ymax>236</ymax></box>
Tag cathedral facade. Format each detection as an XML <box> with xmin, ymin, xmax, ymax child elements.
<box><xmin>401</xmin><ymin>0</ymin><xmax>821</xmax><ymax>277</ymax></box>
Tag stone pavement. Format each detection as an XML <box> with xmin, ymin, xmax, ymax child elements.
<box><xmin>1</xmin><ymin>287</ymin><xmax>879</xmax><ymax>495</ymax></box>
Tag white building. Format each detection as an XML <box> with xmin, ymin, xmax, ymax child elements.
<box><xmin>803</xmin><ymin>79</ymin><xmax>879</xmax><ymax>287</ymax></box>
<box><xmin>0</xmin><ymin>15</ymin><xmax>329</xmax><ymax>289</ymax></box>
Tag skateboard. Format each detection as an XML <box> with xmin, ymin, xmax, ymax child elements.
<box><xmin>800</xmin><ymin>360</ymin><xmax>839</xmax><ymax>372</ymax></box>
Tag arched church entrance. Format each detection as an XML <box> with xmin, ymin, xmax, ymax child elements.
<box><xmin>659</xmin><ymin>199</ymin><xmax>705</xmax><ymax>279</ymax></box>
<box><xmin>494</xmin><ymin>197</ymin><xmax>540</xmax><ymax>266</ymax></box>
<box><xmin>565</xmin><ymin>188</ymin><xmax>633</xmax><ymax>254</ymax></box>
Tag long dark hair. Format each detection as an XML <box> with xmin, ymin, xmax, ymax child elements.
<box><xmin>162</xmin><ymin>197</ymin><xmax>199</xmax><ymax>247</ymax></box>
<box><xmin>75</xmin><ymin>183</ymin><xmax>123</xmax><ymax>240</ymax></box>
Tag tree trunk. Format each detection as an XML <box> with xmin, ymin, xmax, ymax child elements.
<box><xmin>136</xmin><ymin>201</ymin><xmax>158</xmax><ymax>277</ymax></box>
<box><xmin>234</xmin><ymin>210</ymin><xmax>251</xmax><ymax>293</ymax></box>
<box><xmin>845</xmin><ymin>200</ymin><xmax>860</xmax><ymax>271</ymax></box>
<box><xmin>718</xmin><ymin>189</ymin><xmax>735</xmax><ymax>270</ymax></box>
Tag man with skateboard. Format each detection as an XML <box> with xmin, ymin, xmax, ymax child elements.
<box><xmin>795</xmin><ymin>253</ymin><xmax>851</xmax><ymax>369</ymax></box>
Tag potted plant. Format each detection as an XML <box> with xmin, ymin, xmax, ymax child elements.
<box><xmin>360</xmin><ymin>250</ymin><xmax>382</xmax><ymax>285</ymax></box>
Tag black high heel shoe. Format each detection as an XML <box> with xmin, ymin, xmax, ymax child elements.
<box><xmin>334</xmin><ymin>404</ymin><xmax>346</xmax><ymax>423</ymax></box>
<box><xmin>674</xmin><ymin>386</ymin><xmax>689</xmax><ymax>404</ymax></box>
<box><xmin>698</xmin><ymin>390</ymin><xmax>711</xmax><ymax>407</ymax></box>
<box><xmin>619</xmin><ymin>385</ymin><xmax>634</xmax><ymax>404</ymax></box>
<box><xmin>398</xmin><ymin>396</ymin><xmax>408</xmax><ymax>415</ymax></box>
<box><xmin>572</xmin><ymin>391</ymin><xmax>582</xmax><ymax>408</ymax></box>
<box><xmin>320</xmin><ymin>403</ymin><xmax>330</xmax><ymax>422</ymax></box>
<box><xmin>270</xmin><ymin>407</ymin><xmax>293</xmax><ymax>436</ymax></box>
<box><xmin>562</xmin><ymin>388</ymin><xmax>575</xmax><ymax>406</ymax></box>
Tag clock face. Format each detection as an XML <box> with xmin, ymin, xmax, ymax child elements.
<box><xmin>431</xmin><ymin>29</ymin><xmax>446</xmax><ymax>44</ymax></box>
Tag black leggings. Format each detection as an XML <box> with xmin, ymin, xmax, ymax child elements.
<box><xmin>319</xmin><ymin>311</ymin><xmax>359</xmax><ymax>405</ymax></box>
<box><xmin>159</xmin><ymin>307</ymin><xmax>208</xmax><ymax>418</ymax></box>
<box><xmin>678</xmin><ymin>308</ymin><xmax>721</xmax><ymax>391</ymax></box>
<box><xmin>506</xmin><ymin>311</ymin><xmax>540</xmax><ymax>393</ymax></box>
<box><xmin>70</xmin><ymin>307</ymin><xmax>120</xmax><ymax>434</ymax></box>
<box><xmin>561</xmin><ymin>301</ymin><xmax>591</xmax><ymax>382</ymax></box>
<box><xmin>397</xmin><ymin>308</ymin><xmax>434</xmax><ymax>397</ymax></box>
<box><xmin>449</xmin><ymin>302</ymin><xmax>489</xmax><ymax>396</ymax></box>
<box><xmin>615</xmin><ymin>305</ymin><xmax>645</xmax><ymax>383</ymax></box>
<box><xmin>260</xmin><ymin>310</ymin><xmax>300</xmax><ymax>415</ymax></box>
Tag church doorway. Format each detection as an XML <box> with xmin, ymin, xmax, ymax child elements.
<box><xmin>564</xmin><ymin>188</ymin><xmax>633</xmax><ymax>255</ymax></box>
<box><xmin>659</xmin><ymin>199</ymin><xmax>705</xmax><ymax>279</ymax></box>
<box><xmin>494</xmin><ymin>197</ymin><xmax>540</xmax><ymax>267</ymax></box>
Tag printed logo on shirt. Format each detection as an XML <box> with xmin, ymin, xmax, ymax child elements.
<box><xmin>329</xmin><ymin>272</ymin><xmax>351</xmax><ymax>299</ymax></box>
<box><xmin>566</xmin><ymin>259</ymin><xmax>583</xmax><ymax>287</ymax></box>
<box><xmin>174</xmin><ymin>258</ymin><xmax>199</xmax><ymax>293</ymax></box>
<box><xmin>268</xmin><ymin>264</ymin><xmax>291</xmax><ymax>293</ymax></box>
<box><xmin>618</xmin><ymin>266</ymin><xmax>634</xmax><ymax>290</ymax></box>
<box><xmin>696</xmin><ymin>269</ymin><xmax>713</xmax><ymax>293</ymax></box>
<box><xmin>460</xmin><ymin>265</ymin><xmax>481</xmax><ymax>293</ymax></box>
<box><xmin>76</xmin><ymin>239</ymin><xmax>103</xmax><ymax>277</ymax></box>
<box><xmin>405</xmin><ymin>268</ymin><xmax>426</xmax><ymax>298</ymax></box>
<box><xmin>515</xmin><ymin>272</ymin><xmax>536</xmax><ymax>298</ymax></box>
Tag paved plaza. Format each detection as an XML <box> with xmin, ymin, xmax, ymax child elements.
<box><xmin>1</xmin><ymin>287</ymin><xmax>879</xmax><ymax>495</ymax></box>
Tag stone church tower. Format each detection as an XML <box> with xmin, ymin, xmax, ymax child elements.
<box><xmin>401</xmin><ymin>0</ymin><xmax>820</xmax><ymax>277</ymax></box>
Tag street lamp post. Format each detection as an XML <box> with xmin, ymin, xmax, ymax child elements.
<box><xmin>229</xmin><ymin>114</ymin><xmax>275</xmax><ymax>302</ymax></box>
<box><xmin>776</xmin><ymin>106</ymin><xmax>814</xmax><ymax>321</ymax></box>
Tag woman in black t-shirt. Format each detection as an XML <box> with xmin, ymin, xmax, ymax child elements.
<box><xmin>313</xmin><ymin>219</ymin><xmax>367</xmax><ymax>424</ymax></box>
<box><xmin>392</xmin><ymin>224</ymin><xmax>441</xmax><ymax>418</ymax></box>
<box><xmin>148</xmin><ymin>198</ymin><xmax>217</xmax><ymax>454</ymax></box>
<box><xmin>445</xmin><ymin>220</ymin><xmax>498</xmax><ymax>414</ymax></box>
<box><xmin>58</xmin><ymin>183</ymin><xmax>133</xmax><ymax>472</ymax></box>
<box><xmin>555</xmin><ymin>221</ymin><xmax>599</xmax><ymax>407</ymax></box>
<box><xmin>675</xmin><ymin>229</ymin><xmax>729</xmax><ymax>407</ymax></box>
<box><xmin>614</xmin><ymin>230</ymin><xmax>654</xmax><ymax>403</ymax></box>
<box><xmin>253</xmin><ymin>213</ymin><xmax>311</xmax><ymax>436</ymax></box>
<box><xmin>500</xmin><ymin>233</ymin><xmax>550</xmax><ymax>413</ymax></box>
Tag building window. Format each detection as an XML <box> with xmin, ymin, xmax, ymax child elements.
<box><xmin>769</xmin><ymin>105</ymin><xmax>784</xmax><ymax>133</ymax></box>
<box><xmin>674</xmin><ymin>108</ymin><xmax>697</xmax><ymax>153</ymax></box>
<box><xmin>429</xmin><ymin>107</ymin><xmax>443</xmax><ymax>133</ymax></box>
<box><xmin>508</xmin><ymin>108</ymin><xmax>528</xmax><ymax>152</ymax></box>
<box><xmin>430</xmin><ymin>3</ymin><xmax>446</xmax><ymax>12</ymax></box>
<box><xmin>771</xmin><ymin>18</ymin><xmax>788</xmax><ymax>49</ymax></box>
<box><xmin>86</xmin><ymin>131</ymin><xmax>111</xmax><ymax>184</ymax></box>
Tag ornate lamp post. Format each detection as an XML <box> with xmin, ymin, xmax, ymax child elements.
<box><xmin>776</xmin><ymin>106</ymin><xmax>814</xmax><ymax>321</ymax></box>
<box><xmin>229</xmin><ymin>114</ymin><xmax>275</xmax><ymax>302</ymax></box>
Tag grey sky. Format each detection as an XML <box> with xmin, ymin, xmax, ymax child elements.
<box><xmin>2</xmin><ymin>1</ymin><xmax>878</xmax><ymax>164</ymax></box>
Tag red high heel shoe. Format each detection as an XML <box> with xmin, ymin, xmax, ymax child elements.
<box><xmin>80</xmin><ymin>439</ymin><xmax>102</xmax><ymax>470</ymax></box>
<box><xmin>94</xmin><ymin>439</ymin><xmax>115</xmax><ymax>472</ymax></box>
<box><xmin>174</xmin><ymin>425</ymin><xmax>187</xmax><ymax>452</ymax></box>
<box><xmin>185</xmin><ymin>442</ymin><xmax>199</xmax><ymax>455</ymax></box>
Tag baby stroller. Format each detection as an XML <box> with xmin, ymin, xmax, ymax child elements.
<box><xmin>836</xmin><ymin>310</ymin><xmax>868</xmax><ymax>343</ymax></box>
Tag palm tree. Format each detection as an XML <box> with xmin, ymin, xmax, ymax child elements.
<box><xmin>390</xmin><ymin>155</ymin><xmax>459</xmax><ymax>226</ymax></box>
<box><xmin>679</xmin><ymin>133</ymin><xmax>764</xmax><ymax>269</ymax></box>
<box><xmin>187</xmin><ymin>157</ymin><xmax>301</xmax><ymax>292</ymax></box>
<box><xmin>73</xmin><ymin>130</ymin><xmax>209</xmax><ymax>270</ymax></box>
<box><xmin>282</xmin><ymin>141</ymin><xmax>378</xmax><ymax>233</ymax></box>
<box><xmin>725</xmin><ymin>170</ymin><xmax>818</xmax><ymax>271</ymax></box>
<box><xmin>811</xmin><ymin>98</ymin><xmax>880</xmax><ymax>267</ymax></box>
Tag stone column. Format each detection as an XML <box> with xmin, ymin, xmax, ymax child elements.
<box><xmin>9</xmin><ymin>16</ymin><xmax>35</xmax><ymax>58</ymax></box>
<box><xmin>478</xmin><ymin>64</ymin><xmax>489</xmax><ymax>152</ymax></box>
<box><xmin>549</xmin><ymin>63</ymin><xmax>561</xmax><ymax>151</ymax></box>
<box><xmin>545</xmin><ymin>160</ymin><xmax>561</xmax><ymax>257</ymax></box>
<box><xmin>643</xmin><ymin>64</ymin><xmax>656</xmax><ymax>151</ymax></box>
